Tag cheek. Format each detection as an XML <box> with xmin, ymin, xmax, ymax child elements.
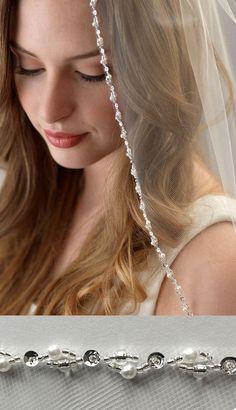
<box><xmin>84</xmin><ymin>86</ymin><xmax>120</xmax><ymax>135</ymax></box>
<box><xmin>14</xmin><ymin>78</ymin><xmax>36</xmax><ymax>117</ymax></box>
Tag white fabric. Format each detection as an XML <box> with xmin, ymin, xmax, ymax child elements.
<box><xmin>1</xmin><ymin>316</ymin><xmax>236</xmax><ymax>410</ymax></box>
<box><xmin>119</xmin><ymin>194</ymin><xmax>236</xmax><ymax>315</ymax></box>
<box><xmin>28</xmin><ymin>194</ymin><xmax>236</xmax><ymax>316</ymax></box>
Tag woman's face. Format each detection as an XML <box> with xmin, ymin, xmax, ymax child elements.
<box><xmin>11</xmin><ymin>0</ymin><xmax>121</xmax><ymax>169</ymax></box>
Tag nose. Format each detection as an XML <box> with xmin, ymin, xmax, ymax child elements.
<box><xmin>38</xmin><ymin>75</ymin><xmax>76</xmax><ymax>124</ymax></box>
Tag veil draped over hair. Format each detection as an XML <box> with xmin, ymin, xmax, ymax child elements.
<box><xmin>90</xmin><ymin>0</ymin><xmax>236</xmax><ymax>315</ymax></box>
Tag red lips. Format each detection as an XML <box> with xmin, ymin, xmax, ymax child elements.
<box><xmin>44</xmin><ymin>129</ymin><xmax>88</xmax><ymax>148</ymax></box>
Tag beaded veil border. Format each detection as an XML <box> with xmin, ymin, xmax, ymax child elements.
<box><xmin>0</xmin><ymin>345</ymin><xmax>236</xmax><ymax>380</ymax></box>
<box><xmin>89</xmin><ymin>0</ymin><xmax>193</xmax><ymax>316</ymax></box>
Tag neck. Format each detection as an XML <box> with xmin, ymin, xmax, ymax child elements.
<box><xmin>79</xmin><ymin>149</ymin><xmax>120</xmax><ymax>213</ymax></box>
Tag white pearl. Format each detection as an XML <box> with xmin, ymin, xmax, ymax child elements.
<box><xmin>48</xmin><ymin>345</ymin><xmax>62</xmax><ymax>360</ymax></box>
<box><xmin>183</xmin><ymin>348</ymin><xmax>198</xmax><ymax>362</ymax></box>
<box><xmin>0</xmin><ymin>356</ymin><xmax>11</xmax><ymax>372</ymax></box>
<box><xmin>120</xmin><ymin>362</ymin><xmax>137</xmax><ymax>379</ymax></box>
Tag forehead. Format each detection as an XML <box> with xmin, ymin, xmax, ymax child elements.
<box><xmin>11</xmin><ymin>0</ymin><xmax>97</xmax><ymax>58</ymax></box>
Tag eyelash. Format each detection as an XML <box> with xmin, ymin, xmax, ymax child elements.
<box><xmin>14</xmin><ymin>66</ymin><xmax>107</xmax><ymax>82</ymax></box>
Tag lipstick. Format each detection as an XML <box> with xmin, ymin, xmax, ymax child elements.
<box><xmin>44</xmin><ymin>130</ymin><xmax>88</xmax><ymax>148</ymax></box>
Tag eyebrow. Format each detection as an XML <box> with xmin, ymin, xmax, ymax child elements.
<box><xmin>9</xmin><ymin>41</ymin><xmax>102</xmax><ymax>61</ymax></box>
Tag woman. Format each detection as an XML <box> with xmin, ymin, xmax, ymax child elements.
<box><xmin>0</xmin><ymin>0</ymin><xmax>236</xmax><ymax>315</ymax></box>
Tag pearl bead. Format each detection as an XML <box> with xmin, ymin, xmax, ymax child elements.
<box><xmin>120</xmin><ymin>362</ymin><xmax>137</xmax><ymax>379</ymax></box>
<box><xmin>0</xmin><ymin>356</ymin><xmax>11</xmax><ymax>372</ymax></box>
<box><xmin>48</xmin><ymin>345</ymin><xmax>62</xmax><ymax>360</ymax></box>
<box><xmin>183</xmin><ymin>348</ymin><xmax>198</xmax><ymax>362</ymax></box>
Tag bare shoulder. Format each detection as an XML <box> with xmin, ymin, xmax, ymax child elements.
<box><xmin>155</xmin><ymin>221</ymin><xmax>236</xmax><ymax>315</ymax></box>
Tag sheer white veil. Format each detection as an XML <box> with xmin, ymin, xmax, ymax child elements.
<box><xmin>90</xmin><ymin>0</ymin><xmax>236</xmax><ymax>315</ymax></box>
<box><xmin>180</xmin><ymin>0</ymin><xmax>236</xmax><ymax>197</ymax></box>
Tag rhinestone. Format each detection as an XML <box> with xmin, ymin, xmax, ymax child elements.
<box><xmin>93</xmin><ymin>17</ymin><xmax>98</xmax><ymax>27</ymax></box>
<box><xmin>24</xmin><ymin>351</ymin><xmax>39</xmax><ymax>367</ymax></box>
<box><xmin>115</xmin><ymin>111</ymin><xmax>122</xmax><ymax>121</ymax></box>
<box><xmin>100</xmin><ymin>56</ymin><xmax>107</xmax><ymax>65</ymax></box>
<box><xmin>166</xmin><ymin>268</ymin><xmax>173</xmax><ymax>278</ymax></box>
<box><xmin>97</xmin><ymin>38</ymin><xmax>103</xmax><ymax>47</ymax></box>
<box><xmin>158</xmin><ymin>252</ymin><xmax>166</xmax><ymax>262</ymax></box>
<box><xmin>106</xmin><ymin>73</ymin><xmax>112</xmax><ymax>82</ymax></box>
<box><xmin>110</xmin><ymin>93</ymin><xmax>116</xmax><ymax>103</ymax></box>
<box><xmin>148</xmin><ymin>352</ymin><xmax>165</xmax><ymax>369</ymax></box>
<box><xmin>83</xmin><ymin>350</ymin><xmax>100</xmax><ymax>367</ymax></box>
<box><xmin>221</xmin><ymin>357</ymin><xmax>236</xmax><ymax>374</ymax></box>
<box><xmin>126</xmin><ymin>148</ymin><xmax>132</xmax><ymax>157</ymax></box>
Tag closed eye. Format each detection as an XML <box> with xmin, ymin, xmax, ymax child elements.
<box><xmin>14</xmin><ymin>66</ymin><xmax>108</xmax><ymax>82</ymax></box>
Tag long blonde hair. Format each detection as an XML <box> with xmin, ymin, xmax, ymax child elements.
<box><xmin>0</xmin><ymin>0</ymin><xmax>232</xmax><ymax>314</ymax></box>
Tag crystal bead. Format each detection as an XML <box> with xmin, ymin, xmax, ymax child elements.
<box><xmin>100</xmin><ymin>55</ymin><xmax>107</xmax><ymax>65</ymax></box>
<box><xmin>97</xmin><ymin>37</ymin><xmax>103</xmax><ymax>47</ymax></box>
<box><xmin>127</xmin><ymin>148</ymin><xmax>132</xmax><ymax>156</ymax></box>
<box><xmin>158</xmin><ymin>252</ymin><xmax>166</xmax><ymax>262</ymax></box>
<box><xmin>147</xmin><ymin>352</ymin><xmax>165</xmax><ymax>369</ymax></box>
<box><xmin>24</xmin><ymin>351</ymin><xmax>39</xmax><ymax>367</ymax></box>
<box><xmin>115</xmin><ymin>351</ymin><xmax>127</xmax><ymax>360</ymax></box>
<box><xmin>115</xmin><ymin>111</ymin><xmax>122</xmax><ymax>121</ymax></box>
<box><xmin>221</xmin><ymin>357</ymin><xmax>236</xmax><ymax>375</ymax></box>
<box><xmin>106</xmin><ymin>77</ymin><xmax>112</xmax><ymax>86</ymax></box>
<box><xmin>93</xmin><ymin>17</ymin><xmax>98</xmax><ymax>27</ymax></box>
<box><xmin>83</xmin><ymin>350</ymin><xmax>100</xmax><ymax>367</ymax></box>
<box><xmin>165</xmin><ymin>267</ymin><xmax>173</xmax><ymax>278</ymax></box>
<box><xmin>58</xmin><ymin>359</ymin><xmax>71</xmax><ymax>369</ymax></box>
<box><xmin>110</xmin><ymin>93</ymin><xmax>116</xmax><ymax>103</ymax></box>
<box><xmin>193</xmin><ymin>364</ymin><xmax>208</xmax><ymax>379</ymax></box>
<box><xmin>131</xmin><ymin>167</ymin><xmax>137</xmax><ymax>177</ymax></box>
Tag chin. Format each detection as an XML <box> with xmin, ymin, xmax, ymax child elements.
<box><xmin>48</xmin><ymin>149</ymin><xmax>110</xmax><ymax>170</ymax></box>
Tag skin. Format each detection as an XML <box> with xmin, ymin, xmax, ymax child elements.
<box><xmin>155</xmin><ymin>221</ymin><xmax>236</xmax><ymax>315</ymax></box>
<box><xmin>11</xmin><ymin>0</ymin><xmax>121</xmax><ymax>178</ymax></box>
